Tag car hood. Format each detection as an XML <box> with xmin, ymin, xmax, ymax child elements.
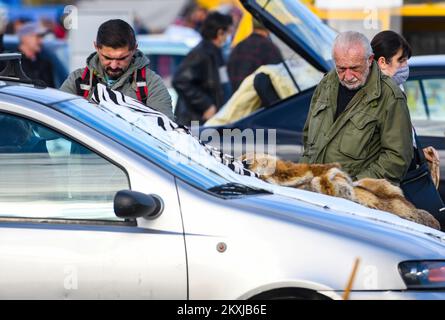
<box><xmin>240</xmin><ymin>0</ymin><xmax>336</xmax><ymax>72</ymax></box>
<box><xmin>234</xmin><ymin>174</ymin><xmax>445</xmax><ymax>245</ymax></box>
<box><xmin>229</xmin><ymin>191</ymin><xmax>445</xmax><ymax>258</ymax></box>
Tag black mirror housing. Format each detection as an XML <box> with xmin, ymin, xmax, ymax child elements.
<box><xmin>114</xmin><ymin>190</ymin><xmax>163</xmax><ymax>220</ymax></box>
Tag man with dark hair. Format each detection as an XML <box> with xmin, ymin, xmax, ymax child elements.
<box><xmin>227</xmin><ymin>18</ymin><xmax>282</xmax><ymax>92</ymax></box>
<box><xmin>172</xmin><ymin>11</ymin><xmax>232</xmax><ymax>126</ymax></box>
<box><xmin>60</xmin><ymin>19</ymin><xmax>173</xmax><ymax>119</ymax></box>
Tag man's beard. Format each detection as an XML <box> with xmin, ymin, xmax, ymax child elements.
<box><xmin>339</xmin><ymin>65</ymin><xmax>370</xmax><ymax>90</ymax></box>
<box><xmin>106</xmin><ymin>67</ymin><xmax>125</xmax><ymax>79</ymax></box>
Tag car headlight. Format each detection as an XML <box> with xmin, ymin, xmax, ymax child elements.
<box><xmin>399</xmin><ymin>261</ymin><xmax>445</xmax><ymax>289</ymax></box>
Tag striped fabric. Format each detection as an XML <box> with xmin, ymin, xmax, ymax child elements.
<box><xmin>91</xmin><ymin>84</ymin><xmax>258</xmax><ymax>178</ymax></box>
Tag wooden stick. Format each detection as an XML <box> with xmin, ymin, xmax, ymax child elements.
<box><xmin>342</xmin><ymin>258</ymin><xmax>360</xmax><ymax>300</ymax></box>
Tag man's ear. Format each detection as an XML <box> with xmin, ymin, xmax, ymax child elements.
<box><xmin>94</xmin><ymin>41</ymin><xmax>98</xmax><ymax>51</ymax></box>
<box><xmin>368</xmin><ymin>54</ymin><xmax>375</xmax><ymax>66</ymax></box>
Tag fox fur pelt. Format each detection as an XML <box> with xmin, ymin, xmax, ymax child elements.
<box><xmin>244</xmin><ymin>154</ymin><xmax>440</xmax><ymax>230</ymax></box>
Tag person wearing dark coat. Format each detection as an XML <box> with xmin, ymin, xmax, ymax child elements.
<box><xmin>17</xmin><ymin>22</ymin><xmax>54</xmax><ymax>87</ymax></box>
<box><xmin>172</xmin><ymin>11</ymin><xmax>232</xmax><ymax>126</ymax></box>
<box><xmin>228</xmin><ymin>19</ymin><xmax>282</xmax><ymax>92</ymax></box>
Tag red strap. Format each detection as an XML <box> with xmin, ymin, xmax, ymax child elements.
<box><xmin>81</xmin><ymin>66</ymin><xmax>91</xmax><ymax>98</ymax></box>
<box><xmin>141</xmin><ymin>66</ymin><xmax>146</xmax><ymax>79</ymax></box>
<box><xmin>141</xmin><ymin>67</ymin><xmax>148</xmax><ymax>96</ymax></box>
<box><xmin>134</xmin><ymin>67</ymin><xmax>148</xmax><ymax>103</ymax></box>
<box><xmin>136</xmin><ymin>88</ymin><xmax>142</xmax><ymax>101</ymax></box>
<box><xmin>81</xmin><ymin>66</ymin><xmax>89</xmax><ymax>80</ymax></box>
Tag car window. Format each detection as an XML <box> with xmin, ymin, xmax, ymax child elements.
<box><xmin>270</xmin><ymin>34</ymin><xmax>324</xmax><ymax>93</ymax></box>
<box><xmin>55</xmin><ymin>99</ymin><xmax>267</xmax><ymax>192</ymax></box>
<box><xmin>258</xmin><ymin>0</ymin><xmax>336</xmax><ymax>67</ymax></box>
<box><xmin>422</xmin><ymin>78</ymin><xmax>445</xmax><ymax>120</ymax></box>
<box><xmin>0</xmin><ymin>112</ymin><xmax>129</xmax><ymax>222</ymax></box>
<box><xmin>404</xmin><ymin>79</ymin><xmax>428</xmax><ymax>120</ymax></box>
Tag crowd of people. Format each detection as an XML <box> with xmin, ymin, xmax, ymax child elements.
<box><xmin>0</xmin><ymin>1</ymin><xmax>441</xmax><ymax>214</ymax></box>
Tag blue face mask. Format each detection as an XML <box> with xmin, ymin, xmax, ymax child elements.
<box><xmin>392</xmin><ymin>64</ymin><xmax>410</xmax><ymax>86</ymax></box>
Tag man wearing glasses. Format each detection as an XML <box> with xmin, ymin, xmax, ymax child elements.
<box><xmin>60</xmin><ymin>19</ymin><xmax>173</xmax><ymax>120</ymax></box>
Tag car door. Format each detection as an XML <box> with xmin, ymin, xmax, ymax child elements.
<box><xmin>404</xmin><ymin>76</ymin><xmax>445</xmax><ymax>199</ymax></box>
<box><xmin>0</xmin><ymin>111</ymin><xmax>187</xmax><ymax>299</ymax></box>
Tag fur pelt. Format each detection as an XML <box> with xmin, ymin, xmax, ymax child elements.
<box><xmin>244</xmin><ymin>153</ymin><xmax>440</xmax><ymax>230</ymax></box>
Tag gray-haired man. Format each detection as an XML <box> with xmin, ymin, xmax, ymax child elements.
<box><xmin>300</xmin><ymin>31</ymin><xmax>413</xmax><ymax>185</ymax></box>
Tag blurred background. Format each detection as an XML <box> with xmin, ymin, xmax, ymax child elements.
<box><xmin>0</xmin><ymin>0</ymin><xmax>443</xmax><ymax>88</ymax></box>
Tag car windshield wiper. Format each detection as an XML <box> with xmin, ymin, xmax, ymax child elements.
<box><xmin>208</xmin><ymin>183</ymin><xmax>272</xmax><ymax>197</ymax></box>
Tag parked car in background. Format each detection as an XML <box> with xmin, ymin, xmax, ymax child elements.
<box><xmin>404</xmin><ymin>55</ymin><xmax>445</xmax><ymax>142</ymax></box>
<box><xmin>203</xmin><ymin>0</ymin><xmax>445</xmax><ymax>200</ymax></box>
<box><xmin>1</xmin><ymin>53</ymin><xmax>445</xmax><ymax>299</ymax></box>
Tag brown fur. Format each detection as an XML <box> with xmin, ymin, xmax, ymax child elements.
<box><xmin>245</xmin><ymin>154</ymin><xmax>440</xmax><ymax>230</ymax></box>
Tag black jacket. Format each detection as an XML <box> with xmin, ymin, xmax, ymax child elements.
<box><xmin>172</xmin><ymin>40</ymin><xmax>225</xmax><ymax>126</ymax></box>
<box><xmin>20</xmin><ymin>51</ymin><xmax>55</xmax><ymax>88</ymax></box>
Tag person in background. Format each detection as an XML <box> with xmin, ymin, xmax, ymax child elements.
<box><xmin>371</xmin><ymin>30</ymin><xmax>411</xmax><ymax>87</ymax></box>
<box><xmin>60</xmin><ymin>19</ymin><xmax>173</xmax><ymax>120</ymax></box>
<box><xmin>40</xmin><ymin>18</ymin><xmax>66</xmax><ymax>39</ymax></box>
<box><xmin>134</xmin><ymin>17</ymin><xmax>150</xmax><ymax>35</ymax></box>
<box><xmin>301</xmin><ymin>31</ymin><xmax>413</xmax><ymax>185</ymax></box>
<box><xmin>371</xmin><ymin>30</ymin><xmax>440</xmax><ymax>187</ymax></box>
<box><xmin>216</xmin><ymin>4</ymin><xmax>242</xmax><ymax>62</ymax></box>
<box><xmin>17</xmin><ymin>22</ymin><xmax>54</xmax><ymax>87</ymax></box>
<box><xmin>5</xmin><ymin>17</ymin><xmax>31</xmax><ymax>35</ymax></box>
<box><xmin>227</xmin><ymin>18</ymin><xmax>282</xmax><ymax>92</ymax></box>
<box><xmin>165</xmin><ymin>1</ymin><xmax>208</xmax><ymax>39</ymax></box>
<box><xmin>172</xmin><ymin>11</ymin><xmax>233</xmax><ymax>126</ymax></box>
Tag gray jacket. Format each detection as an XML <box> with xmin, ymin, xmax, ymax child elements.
<box><xmin>60</xmin><ymin>50</ymin><xmax>174</xmax><ymax>120</ymax></box>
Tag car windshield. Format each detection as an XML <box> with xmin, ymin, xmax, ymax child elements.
<box><xmin>257</xmin><ymin>0</ymin><xmax>336</xmax><ymax>67</ymax></box>
<box><xmin>54</xmin><ymin>98</ymin><xmax>271</xmax><ymax>195</ymax></box>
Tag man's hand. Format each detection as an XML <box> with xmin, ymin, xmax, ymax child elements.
<box><xmin>202</xmin><ymin>105</ymin><xmax>217</xmax><ymax>121</ymax></box>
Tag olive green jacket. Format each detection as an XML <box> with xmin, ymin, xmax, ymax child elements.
<box><xmin>300</xmin><ymin>62</ymin><xmax>413</xmax><ymax>185</ymax></box>
<box><xmin>60</xmin><ymin>50</ymin><xmax>174</xmax><ymax>120</ymax></box>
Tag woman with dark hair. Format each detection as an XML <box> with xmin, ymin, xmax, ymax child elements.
<box><xmin>371</xmin><ymin>30</ymin><xmax>411</xmax><ymax>85</ymax></box>
<box><xmin>372</xmin><ymin>30</ymin><xmax>440</xmax><ymax>188</ymax></box>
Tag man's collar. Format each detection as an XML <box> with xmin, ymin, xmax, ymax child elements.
<box><xmin>331</xmin><ymin>60</ymin><xmax>382</xmax><ymax>102</ymax></box>
<box><xmin>362</xmin><ymin>61</ymin><xmax>382</xmax><ymax>103</ymax></box>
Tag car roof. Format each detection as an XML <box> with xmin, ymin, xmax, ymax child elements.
<box><xmin>409</xmin><ymin>55</ymin><xmax>445</xmax><ymax>67</ymax></box>
<box><xmin>0</xmin><ymin>82</ymin><xmax>77</xmax><ymax>105</ymax></box>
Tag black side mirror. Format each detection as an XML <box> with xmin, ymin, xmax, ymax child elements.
<box><xmin>114</xmin><ymin>190</ymin><xmax>164</xmax><ymax>220</ymax></box>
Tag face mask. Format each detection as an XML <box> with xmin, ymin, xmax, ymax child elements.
<box><xmin>392</xmin><ymin>64</ymin><xmax>410</xmax><ymax>86</ymax></box>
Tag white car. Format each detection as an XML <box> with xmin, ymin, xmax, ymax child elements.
<box><xmin>0</xmin><ymin>51</ymin><xmax>445</xmax><ymax>299</ymax></box>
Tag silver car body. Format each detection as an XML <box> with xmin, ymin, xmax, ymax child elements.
<box><xmin>0</xmin><ymin>85</ymin><xmax>444</xmax><ymax>300</ymax></box>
